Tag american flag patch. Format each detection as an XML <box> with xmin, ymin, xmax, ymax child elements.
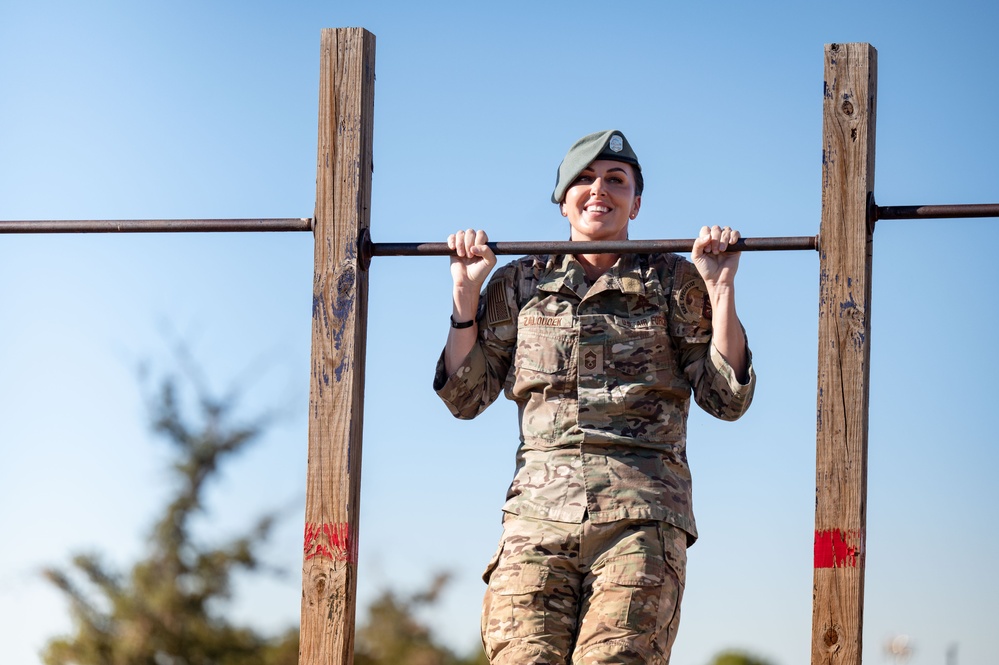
<box><xmin>485</xmin><ymin>280</ymin><xmax>514</xmax><ymax>326</ymax></box>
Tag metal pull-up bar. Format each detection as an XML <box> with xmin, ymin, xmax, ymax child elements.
<box><xmin>357</xmin><ymin>232</ymin><xmax>819</xmax><ymax>268</ymax></box>
<box><xmin>361</xmin><ymin>233</ymin><xmax>818</xmax><ymax>257</ymax></box>
<box><xmin>0</xmin><ymin>218</ymin><xmax>313</xmax><ymax>233</ymax></box>
<box><xmin>874</xmin><ymin>202</ymin><xmax>999</xmax><ymax>221</ymax></box>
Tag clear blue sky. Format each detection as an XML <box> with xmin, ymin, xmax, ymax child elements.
<box><xmin>1</xmin><ymin>2</ymin><xmax>997</xmax><ymax>664</ymax></box>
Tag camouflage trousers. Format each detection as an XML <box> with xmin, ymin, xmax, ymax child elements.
<box><xmin>481</xmin><ymin>513</ymin><xmax>687</xmax><ymax>665</ymax></box>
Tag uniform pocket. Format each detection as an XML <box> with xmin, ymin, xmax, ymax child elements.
<box><xmin>593</xmin><ymin>553</ymin><xmax>667</xmax><ymax>631</ymax></box>
<box><xmin>514</xmin><ymin>328</ymin><xmax>574</xmax><ymax>375</ymax></box>
<box><xmin>604</xmin><ymin>327</ymin><xmax>686</xmax><ymax>437</ymax></box>
<box><xmin>608</xmin><ymin>328</ymin><xmax>674</xmax><ymax>377</ymax></box>
<box><xmin>482</xmin><ymin>541</ymin><xmax>504</xmax><ymax>584</ymax></box>
<box><xmin>483</xmin><ymin>562</ymin><xmax>549</xmax><ymax>641</ymax></box>
<box><xmin>513</xmin><ymin>328</ymin><xmax>576</xmax><ymax>444</ymax></box>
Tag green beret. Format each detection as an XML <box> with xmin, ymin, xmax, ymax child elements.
<box><xmin>551</xmin><ymin>129</ymin><xmax>643</xmax><ymax>204</ymax></box>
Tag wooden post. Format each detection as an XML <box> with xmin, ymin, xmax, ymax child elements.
<box><xmin>300</xmin><ymin>28</ymin><xmax>375</xmax><ymax>665</ymax></box>
<box><xmin>812</xmin><ymin>43</ymin><xmax>877</xmax><ymax>665</ymax></box>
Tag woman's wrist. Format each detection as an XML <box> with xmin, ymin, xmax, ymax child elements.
<box><xmin>705</xmin><ymin>281</ymin><xmax>736</xmax><ymax>306</ymax></box>
<box><xmin>452</xmin><ymin>288</ymin><xmax>479</xmax><ymax>319</ymax></box>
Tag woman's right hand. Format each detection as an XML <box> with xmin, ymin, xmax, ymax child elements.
<box><xmin>448</xmin><ymin>228</ymin><xmax>497</xmax><ymax>293</ymax></box>
<box><xmin>444</xmin><ymin>229</ymin><xmax>496</xmax><ymax>373</ymax></box>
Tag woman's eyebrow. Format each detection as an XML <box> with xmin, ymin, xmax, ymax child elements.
<box><xmin>581</xmin><ymin>166</ymin><xmax>628</xmax><ymax>175</ymax></box>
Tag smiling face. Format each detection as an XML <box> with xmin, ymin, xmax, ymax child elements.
<box><xmin>560</xmin><ymin>159</ymin><xmax>642</xmax><ymax>242</ymax></box>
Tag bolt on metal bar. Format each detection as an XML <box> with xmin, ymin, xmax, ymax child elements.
<box><xmin>0</xmin><ymin>218</ymin><xmax>314</xmax><ymax>234</ymax></box>
<box><xmin>875</xmin><ymin>203</ymin><xmax>999</xmax><ymax>220</ymax></box>
<box><xmin>367</xmin><ymin>235</ymin><xmax>819</xmax><ymax>259</ymax></box>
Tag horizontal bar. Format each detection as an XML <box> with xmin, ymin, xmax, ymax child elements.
<box><xmin>0</xmin><ymin>218</ymin><xmax>313</xmax><ymax>234</ymax></box>
<box><xmin>369</xmin><ymin>235</ymin><xmax>819</xmax><ymax>257</ymax></box>
<box><xmin>876</xmin><ymin>204</ymin><xmax>999</xmax><ymax>220</ymax></box>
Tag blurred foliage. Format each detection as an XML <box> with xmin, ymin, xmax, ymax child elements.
<box><xmin>355</xmin><ymin>573</ymin><xmax>487</xmax><ymax>665</ymax></box>
<box><xmin>707</xmin><ymin>649</ymin><xmax>776</xmax><ymax>665</ymax></box>
<box><xmin>42</xmin><ymin>360</ymin><xmax>298</xmax><ymax>665</ymax></box>
<box><xmin>41</xmin><ymin>352</ymin><xmax>486</xmax><ymax>665</ymax></box>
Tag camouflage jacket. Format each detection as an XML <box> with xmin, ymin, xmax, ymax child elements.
<box><xmin>433</xmin><ymin>252</ymin><xmax>755</xmax><ymax>542</ymax></box>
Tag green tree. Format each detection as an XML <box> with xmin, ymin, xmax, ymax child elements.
<box><xmin>708</xmin><ymin>649</ymin><xmax>776</xmax><ymax>665</ymax></box>
<box><xmin>42</xmin><ymin>354</ymin><xmax>488</xmax><ymax>665</ymax></box>
<box><xmin>42</xmin><ymin>363</ymin><xmax>298</xmax><ymax>665</ymax></box>
<box><xmin>355</xmin><ymin>572</ymin><xmax>487</xmax><ymax>665</ymax></box>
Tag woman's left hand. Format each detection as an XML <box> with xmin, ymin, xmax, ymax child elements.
<box><xmin>691</xmin><ymin>225</ymin><xmax>741</xmax><ymax>287</ymax></box>
<box><xmin>691</xmin><ymin>225</ymin><xmax>748</xmax><ymax>382</ymax></box>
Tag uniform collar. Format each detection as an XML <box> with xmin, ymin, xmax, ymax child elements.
<box><xmin>537</xmin><ymin>252</ymin><xmax>647</xmax><ymax>298</ymax></box>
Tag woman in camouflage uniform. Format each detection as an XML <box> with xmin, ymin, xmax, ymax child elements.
<box><xmin>434</xmin><ymin>130</ymin><xmax>755</xmax><ymax>664</ymax></box>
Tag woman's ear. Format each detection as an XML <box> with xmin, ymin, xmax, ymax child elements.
<box><xmin>560</xmin><ymin>203</ymin><xmax>567</xmax><ymax>217</ymax></box>
<box><xmin>630</xmin><ymin>196</ymin><xmax>642</xmax><ymax>220</ymax></box>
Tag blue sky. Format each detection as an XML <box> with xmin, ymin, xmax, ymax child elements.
<box><xmin>1</xmin><ymin>2</ymin><xmax>997</xmax><ymax>664</ymax></box>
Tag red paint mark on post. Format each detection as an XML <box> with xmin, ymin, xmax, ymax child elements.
<box><xmin>814</xmin><ymin>529</ymin><xmax>863</xmax><ymax>568</ymax></box>
<box><xmin>304</xmin><ymin>522</ymin><xmax>357</xmax><ymax>563</ymax></box>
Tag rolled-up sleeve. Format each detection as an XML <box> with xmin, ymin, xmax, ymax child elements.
<box><xmin>691</xmin><ymin>338</ymin><xmax>756</xmax><ymax>421</ymax></box>
<box><xmin>434</xmin><ymin>344</ymin><xmax>491</xmax><ymax>419</ymax></box>
<box><xmin>669</xmin><ymin>257</ymin><xmax>756</xmax><ymax>421</ymax></box>
<box><xmin>433</xmin><ymin>263</ymin><xmax>521</xmax><ymax>420</ymax></box>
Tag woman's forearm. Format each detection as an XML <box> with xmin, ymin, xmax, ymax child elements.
<box><xmin>706</xmin><ymin>283</ymin><xmax>748</xmax><ymax>383</ymax></box>
<box><xmin>444</xmin><ymin>285</ymin><xmax>480</xmax><ymax>374</ymax></box>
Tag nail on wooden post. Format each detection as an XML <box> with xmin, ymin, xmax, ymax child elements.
<box><xmin>812</xmin><ymin>42</ymin><xmax>876</xmax><ymax>665</ymax></box>
<box><xmin>300</xmin><ymin>27</ymin><xmax>375</xmax><ymax>665</ymax></box>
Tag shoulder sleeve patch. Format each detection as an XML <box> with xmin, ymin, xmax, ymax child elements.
<box><xmin>485</xmin><ymin>278</ymin><xmax>515</xmax><ymax>327</ymax></box>
<box><xmin>676</xmin><ymin>277</ymin><xmax>710</xmax><ymax>322</ymax></box>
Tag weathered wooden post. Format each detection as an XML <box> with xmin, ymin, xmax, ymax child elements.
<box><xmin>300</xmin><ymin>28</ymin><xmax>375</xmax><ymax>665</ymax></box>
<box><xmin>812</xmin><ymin>43</ymin><xmax>877</xmax><ymax>665</ymax></box>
